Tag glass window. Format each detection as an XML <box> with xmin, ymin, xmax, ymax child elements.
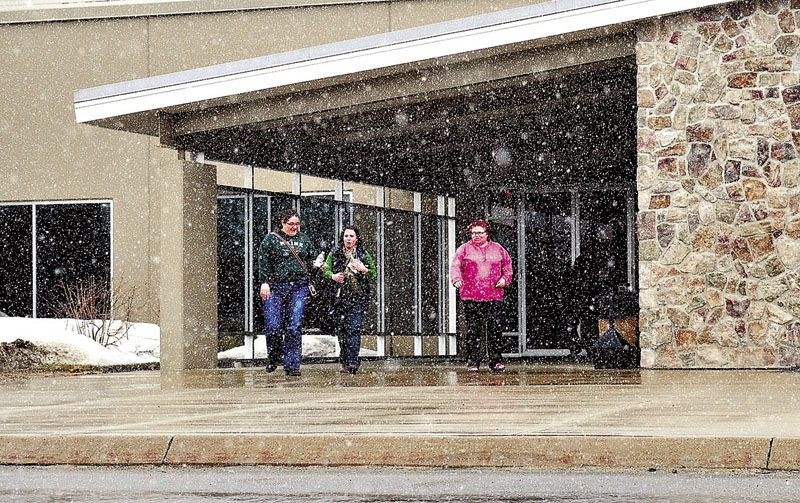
<box><xmin>251</xmin><ymin>193</ymin><xmax>295</xmax><ymax>333</ymax></box>
<box><xmin>217</xmin><ymin>196</ymin><xmax>246</xmax><ymax>332</ymax></box>
<box><xmin>343</xmin><ymin>203</ymin><xmax>379</xmax><ymax>335</ymax></box>
<box><xmin>488</xmin><ymin>217</ymin><xmax>519</xmax><ymax>335</ymax></box>
<box><xmin>420</xmin><ymin>214</ymin><xmax>442</xmax><ymax>336</ymax></box>
<box><xmin>300</xmin><ymin>196</ymin><xmax>338</xmax><ymax>333</ymax></box>
<box><xmin>524</xmin><ymin>192</ymin><xmax>572</xmax><ymax>349</ymax></box>
<box><xmin>579</xmin><ymin>191</ymin><xmax>630</xmax><ymax>292</ymax></box>
<box><xmin>300</xmin><ymin>196</ymin><xmax>337</xmax><ymax>260</ymax></box>
<box><xmin>383</xmin><ymin>208</ymin><xmax>415</xmax><ymax>336</ymax></box>
<box><xmin>0</xmin><ymin>205</ymin><xmax>33</xmax><ymax>317</ymax></box>
<box><xmin>35</xmin><ymin>203</ymin><xmax>112</xmax><ymax>318</ymax></box>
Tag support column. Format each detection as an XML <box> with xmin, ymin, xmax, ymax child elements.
<box><xmin>159</xmin><ymin>160</ymin><xmax>218</xmax><ymax>370</ymax></box>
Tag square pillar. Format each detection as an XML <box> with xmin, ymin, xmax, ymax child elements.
<box><xmin>159</xmin><ymin>160</ymin><xmax>218</xmax><ymax>370</ymax></box>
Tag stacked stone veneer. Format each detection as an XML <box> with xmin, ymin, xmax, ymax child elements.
<box><xmin>637</xmin><ymin>0</ymin><xmax>800</xmax><ymax>367</ymax></box>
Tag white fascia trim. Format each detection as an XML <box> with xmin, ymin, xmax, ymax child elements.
<box><xmin>74</xmin><ymin>0</ymin><xmax>732</xmax><ymax>124</ymax></box>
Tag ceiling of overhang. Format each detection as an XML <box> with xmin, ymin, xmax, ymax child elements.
<box><xmin>176</xmin><ymin>56</ymin><xmax>637</xmax><ymax>195</ymax></box>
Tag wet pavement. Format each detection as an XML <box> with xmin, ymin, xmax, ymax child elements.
<box><xmin>1</xmin><ymin>361</ymin><xmax>799</xmax><ymax>470</ymax></box>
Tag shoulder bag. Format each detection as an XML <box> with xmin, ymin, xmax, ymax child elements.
<box><xmin>271</xmin><ymin>232</ymin><xmax>318</xmax><ymax>296</ymax></box>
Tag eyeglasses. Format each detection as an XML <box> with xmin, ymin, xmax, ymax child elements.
<box><xmin>285</xmin><ymin>221</ymin><xmax>300</xmax><ymax>227</ymax></box>
<box><xmin>471</xmin><ymin>231</ymin><xmax>487</xmax><ymax>235</ymax></box>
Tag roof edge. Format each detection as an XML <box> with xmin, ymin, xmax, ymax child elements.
<box><xmin>74</xmin><ymin>0</ymin><xmax>734</xmax><ymax>126</ymax></box>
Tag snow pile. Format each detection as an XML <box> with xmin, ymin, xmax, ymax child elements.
<box><xmin>0</xmin><ymin>317</ymin><xmax>159</xmax><ymax>366</ymax></box>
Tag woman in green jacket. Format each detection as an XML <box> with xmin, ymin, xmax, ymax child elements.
<box><xmin>258</xmin><ymin>209</ymin><xmax>316</xmax><ymax>377</ymax></box>
<box><xmin>325</xmin><ymin>225</ymin><xmax>377</xmax><ymax>374</ymax></box>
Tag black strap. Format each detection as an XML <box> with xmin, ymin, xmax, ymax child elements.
<box><xmin>271</xmin><ymin>232</ymin><xmax>312</xmax><ymax>281</ymax></box>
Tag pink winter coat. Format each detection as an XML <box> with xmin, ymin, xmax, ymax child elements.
<box><xmin>450</xmin><ymin>241</ymin><xmax>513</xmax><ymax>301</ymax></box>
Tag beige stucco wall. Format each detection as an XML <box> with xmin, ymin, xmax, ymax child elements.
<box><xmin>0</xmin><ymin>18</ymin><xmax>156</xmax><ymax>317</ymax></box>
<box><xmin>0</xmin><ymin>0</ymin><xmax>548</xmax><ymax>323</ymax></box>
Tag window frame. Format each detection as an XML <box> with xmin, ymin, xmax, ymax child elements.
<box><xmin>0</xmin><ymin>199</ymin><xmax>113</xmax><ymax>318</ymax></box>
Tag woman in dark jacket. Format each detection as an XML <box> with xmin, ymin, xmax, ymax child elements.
<box><xmin>324</xmin><ymin>225</ymin><xmax>377</xmax><ymax>374</ymax></box>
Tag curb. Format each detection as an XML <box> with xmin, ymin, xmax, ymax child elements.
<box><xmin>0</xmin><ymin>434</ymin><xmax>791</xmax><ymax>471</ymax></box>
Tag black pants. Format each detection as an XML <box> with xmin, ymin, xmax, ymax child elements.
<box><xmin>463</xmin><ymin>300</ymin><xmax>503</xmax><ymax>367</ymax></box>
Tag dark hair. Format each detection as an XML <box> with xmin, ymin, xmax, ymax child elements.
<box><xmin>469</xmin><ymin>220</ymin><xmax>490</xmax><ymax>234</ymax></box>
<box><xmin>340</xmin><ymin>225</ymin><xmax>360</xmax><ymax>243</ymax></box>
<box><xmin>277</xmin><ymin>209</ymin><xmax>300</xmax><ymax>225</ymax></box>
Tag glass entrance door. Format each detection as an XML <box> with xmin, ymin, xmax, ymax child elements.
<box><xmin>523</xmin><ymin>192</ymin><xmax>574</xmax><ymax>351</ymax></box>
<box><xmin>487</xmin><ymin>188</ymin><xmax>636</xmax><ymax>356</ymax></box>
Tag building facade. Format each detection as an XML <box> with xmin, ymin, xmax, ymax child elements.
<box><xmin>2</xmin><ymin>0</ymin><xmax>800</xmax><ymax>369</ymax></box>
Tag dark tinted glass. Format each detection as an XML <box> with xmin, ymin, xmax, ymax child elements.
<box><xmin>487</xmin><ymin>217</ymin><xmax>519</xmax><ymax>335</ymax></box>
<box><xmin>343</xmin><ymin>203</ymin><xmax>379</xmax><ymax>334</ymax></box>
<box><xmin>579</xmin><ymin>191</ymin><xmax>630</xmax><ymax>293</ymax></box>
<box><xmin>300</xmin><ymin>195</ymin><xmax>336</xmax><ymax>258</ymax></box>
<box><xmin>217</xmin><ymin>197</ymin><xmax>246</xmax><ymax>332</ymax></box>
<box><xmin>525</xmin><ymin>192</ymin><xmax>572</xmax><ymax>349</ymax></box>
<box><xmin>252</xmin><ymin>194</ymin><xmax>294</xmax><ymax>333</ymax></box>
<box><xmin>35</xmin><ymin>203</ymin><xmax>111</xmax><ymax>318</ymax></box>
<box><xmin>383</xmin><ymin>209</ymin><xmax>415</xmax><ymax>336</ymax></box>
<box><xmin>420</xmin><ymin>214</ymin><xmax>442</xmax><ymax>336</ymax></box>
<box><xmin>0</xmin><ymin>205</ymin><xmax>33</xmax><ymax>317</ymax></box>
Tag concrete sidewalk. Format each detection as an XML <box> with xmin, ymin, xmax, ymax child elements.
<box><xmin>1</xmin><ymin>361</ymin><xmax>799</xmax><ymax>471</ymax></box>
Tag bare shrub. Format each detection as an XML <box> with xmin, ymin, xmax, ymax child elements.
<box><xmin>56</xmin><ymin>276</ymin><xmax>140</xmax><ymax>347</ymax></box>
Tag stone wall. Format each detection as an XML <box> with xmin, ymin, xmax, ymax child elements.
<box><xmin>637</xmin><ymin>0</ymin><xmax>800</xmax><ymax>367</ymax></box>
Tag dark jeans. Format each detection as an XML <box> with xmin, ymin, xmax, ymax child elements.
<box><xmin>263</xmin><ymin>280</ymin><xmax>309</xmax><ymax>371</ymax></box>
<box><xmin>334</xmin><ymin>297</ymin><xmax>368</xmax><ymax>369</ymax></box>
<box><xmin>463</xmin><ymin>300</ymin><xmax>503</xmax><ymax>367</ymax></box>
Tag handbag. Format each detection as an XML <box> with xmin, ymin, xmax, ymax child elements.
<box><xmin>271</xmin><ymin>232</ymin><xmax>318</xmax><ymax>296</ymax></box>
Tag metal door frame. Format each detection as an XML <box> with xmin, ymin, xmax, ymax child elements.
<box><xmin>486</xmin><ymin>184</ymin><xmax>637</xmax><ymax>356</ymax></box>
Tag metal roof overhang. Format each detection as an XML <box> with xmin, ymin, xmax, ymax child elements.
<box><xmin>74</xmin><ymin>0</ymin><xmax>733</xmax><ymax>140</ymax></box>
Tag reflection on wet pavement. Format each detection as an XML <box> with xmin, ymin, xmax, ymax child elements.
<box><xmin>159</xmin><ymin>362</ymin><xmax>641</xmax><ymax>390</ymax></box>
<box><xmin>3</xmin><ymin>364</ymin><xmax>800</xmax><ymax>440</ymax></box>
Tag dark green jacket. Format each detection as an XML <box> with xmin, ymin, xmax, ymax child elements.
<box><xmin>257</xmin><ymin>230</ymin><xmax>316</xmax><ymax>285</ymax></box>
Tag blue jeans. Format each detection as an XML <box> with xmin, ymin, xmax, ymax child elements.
<box><xmin>335</xmin><ymin>297</ymin><xmax>368</xmax><ymax>369</ymax></box>
<box><xmin>263</xmin><ymin>280</ymin><xmax>309</xmax><ymax>371</ymax></box>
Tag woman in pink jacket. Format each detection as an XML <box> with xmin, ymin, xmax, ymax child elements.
<box><xmin>450</xmin><ymin>220</ymin><xmax>513</xmax><ymax>372</ymax></box>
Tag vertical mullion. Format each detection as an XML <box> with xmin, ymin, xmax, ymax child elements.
<box><xmin>376</xmin><ymin>187</ymin><xmax>386</xmax><ymax>357</ymax></box>
<box><xmin>246</xmin><ymin>195</ymin><xmax>253</xmax><ymax>333</ymax></box>
<box><xmin>413</xmin><ymin>192</ymin><xmax>422</xmax><ymax>356</ymax></box>
<box><xmin>446</xmin><ymin>196</ymin><xmax>457</xmax><ymax>356</ymax></box>
<box><xmin>437</xmin><ymin>196</ymin><xmax>449</xmax><ymax>356</ymax></box>
<box><xmin>31</xmin><ymin>204</ymin><xmax>37</xmax><ymax>319</ymax></box>
<box><xmin>626</xmin><ymin>188</ymin><xmax>635</xmax><ymax>290</ymax></box>
<box><xmin>516</xmin><ymin>195</ymin><xmax>526</xmax><ymax>354</ymax></box>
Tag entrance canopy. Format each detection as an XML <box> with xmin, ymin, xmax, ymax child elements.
<box><xmin>74</xmin><ymin>0</ymin><xmax>733</xmax><ymax>194</ymax></box>
<box><xmin>75</xmin><ymin>2</ymin><xmax>729</xmax><ymax>132</ymax></box>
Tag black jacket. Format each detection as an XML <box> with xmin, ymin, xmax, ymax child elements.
<box><xmin>326</xmin><ymin>244</ymin><xmax>377</xmax><ymax>301</ymax></box>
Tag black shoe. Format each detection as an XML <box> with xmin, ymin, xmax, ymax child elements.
<box><xmin>285</xmin><ymin>369</ymin><xmax>301</xmax><ymax>377</ymax></box>
<box><xmin>266</xmin><ymin>364</ymin><xmax>278</xmax><ymax>373</ymax></box>
<box><xmin>347</xmin><ymin>366</ymin><xmax>358</xmax><ymax>375</ymax></box>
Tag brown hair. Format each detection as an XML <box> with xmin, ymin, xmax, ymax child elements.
<box><xmin>277</xmin><ymin>209</ymin><xmax>300</xmax><ymax>225</ymax></box>
<box><xmin>469</xmin><ymin>220</ymin><xmax>489</xmax><ymax>233</ymax></box>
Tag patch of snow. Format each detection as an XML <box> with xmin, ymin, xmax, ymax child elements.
<box><xmin>219</xmin><ymin>334</ymin><xmax>378</xmax><ymax>360</ymax></box>
<box><xmin>0</xmin><ymin>318</ymin><xmax>377</xmax><ymax>366</ymax></box>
